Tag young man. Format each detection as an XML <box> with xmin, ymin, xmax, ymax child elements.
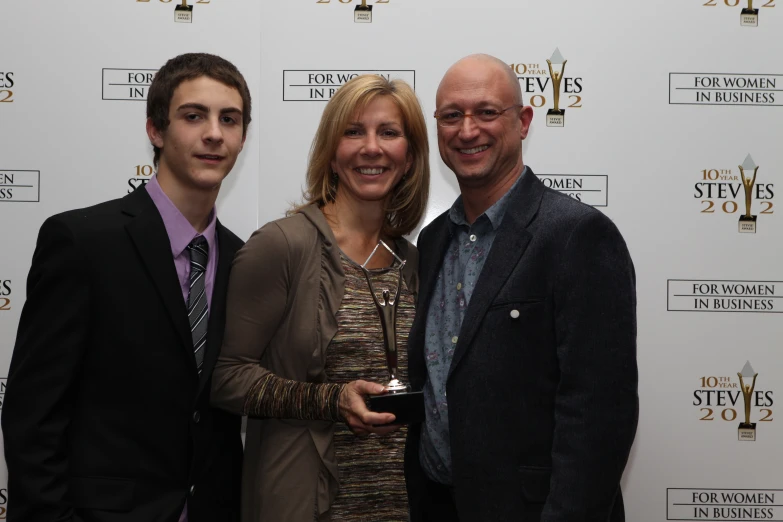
<box><xmin>405</xmin><ymin>54</ymin><xmax>638</xmax><ymax>521</ymax></box>
<box><xmin>2</xmin><ymin>53</ymin><xmax>252</xmax><ymax>522</ymax></box>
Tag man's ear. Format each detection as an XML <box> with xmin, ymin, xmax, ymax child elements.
<box><xmin>146</xmin><ymin>117</ymin><xmax>164</xmax><ymax>148</ymax></box>
<box><xmin>519</xmin><ymin>105</ymin><xmax>534</xmax><ymax>140</ymax></box>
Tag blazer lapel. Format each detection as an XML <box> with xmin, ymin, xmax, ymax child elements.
<box><xmin>416</xmin><ymin>214</ymin><xmax>453</xmax><ymax>321</ymax></box>
<box><xmin>409</xmin><ymin>213</ymin><xmax>452</xmax><ymax>388</ymax></box>
<box><xmin>123</xmin><ymin>189</ymin><xmax>195</xmax><ymax>372</ymax></box>
<box><xmin>198</xmin><ymin>221</ymin><xmax>237</xmax><ymax>393</ymax></box>
<box><xmin>447</xmin><ymin>169</ymin><xmax>546</xmax><ymax>380</ymax></box>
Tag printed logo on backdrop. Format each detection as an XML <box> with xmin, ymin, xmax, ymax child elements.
<box><xmin>692</xmin><ymin>361</ymin><xmax>773</xmax><ymax>442</ymax></box>
<box><xmin>0</xmin><ymin>71</ymin><xmax>14</xmax><ymax>103</ymax></box>
<box><xmin>510</xmin><ymin>47</ymin><xmax>583</xmax><ymax>128</ymax></box>
<box><xmin>538</xmin><ymin>175</ymin><xmax>608</xmax><ymax>207</ymax></box>
<box><xmin>283</xmin><ymin>70</ymin><xmax>415</xmax><ymax>101</ymax></box>
<box><xmin>694</xmin><ymin>154</ymin><xmax>774</xmax><ymax>233</ymax></box>
<box><xmin>668</xmin><ymin>280</ymin><xmax>782</xmax><ymax>313</ymax></box>
<box><xmin>136</xmin><ymin>0</ymin><xmax>211</xmax><ymax>23</ymax></box>
<box><xmin>0</xmin><ymin>280</ymin><xmax>10</xmax><ymax>312</ymax></box>
<box><xmin>128</xmin><ymin>165</ymin><xmax>154</xmax><ymax>193</ymax></box>
<box><xmin>102</xmin><ymin>69</ymin><xmax>157</xmax><ymax>101</ymax></box>
<box><xmin>315</xmin><ymin>0</ymin><xmax>390</xmax><ymax>23</ymax></box>
<box><xmin>0</xmin><ymin>171</ymin><xmax>40</xmax><ymax>203</ymax></box>
<box><xmin>670</xmin><ymin>73</ymin><xmax>781</xmax><ymax>106</ymax></box>
<box><xmin>702</xmin><ymin>0</ymin><xmax>776</xmax><ymax>27</ymax></box>
<box><xmin>668</xmin><ymin>488</ymin><xmax>782</xmax><ymax>521</ymax></box>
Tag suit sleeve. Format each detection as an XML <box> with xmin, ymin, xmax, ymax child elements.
<box><xmin>2</xmin><ymin>216</ymin><xmax>90</xmax><ymax>522</ymax></box>
<box><xmin>211</xmin><ymin>222</ymin><xmax>343</xmax><ymax>421</ymax></box>
<box><xmin>541</xmin><ymin>211</ymin><xmax>639</xmax><ymax>522</ymax></box>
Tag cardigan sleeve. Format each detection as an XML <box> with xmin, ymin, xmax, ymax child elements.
<box><xmin>244</xmin><ymin>373</ymin><xmax>343</xmax><ymax>422</ymax></box>
<box><xmin>211</xmin><ymin>221</ymin><xmax>344</xmax><ymax>422</ymax></box>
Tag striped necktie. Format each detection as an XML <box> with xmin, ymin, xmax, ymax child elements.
<box><xmin>186</xmin><ymin>236</ymin><xmax>209</xmax><ymax>374</ymax></box>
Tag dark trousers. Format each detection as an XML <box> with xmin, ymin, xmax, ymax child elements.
<box><xmin>420</xmin><ymin>476</ymin><xmax>459</xmax><ymax>522</ymax></box>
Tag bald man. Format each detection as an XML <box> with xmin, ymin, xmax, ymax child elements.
<box><xmin>404</xmin><ymin>54</ymin><xmax>638</xmax><ymax>521</ymax></box>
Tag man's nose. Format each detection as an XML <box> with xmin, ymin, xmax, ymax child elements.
<box><xmin>204</xmin><ymin>117</ymin><xmax>224</xmax><ymax>143</ymax></box>
<box><xmin>457</xmin><ymin>115</ymin><xmax>481</xmax><ymax>140</ymax></box>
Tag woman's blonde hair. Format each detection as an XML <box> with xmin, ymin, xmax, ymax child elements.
<box><xmin>292</xmin><ymin>74</ymin><xmax>429</xmax><ymax>238</ymax></box>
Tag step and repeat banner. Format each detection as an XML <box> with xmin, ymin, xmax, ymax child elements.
<box><xmin>1</xmin><ymin>0</ymin><xmax>781</xmax><ymax>520</ymax></box>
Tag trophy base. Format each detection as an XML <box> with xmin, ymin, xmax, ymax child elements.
<box><xmin>738</xmin><ymin>215</ymin><xmax>757</xmax><ymax>233</ymax></box>
<box><xmin>354</xmin><ymin>5</ymin><xmax>372</xmax><ymax>23</ymax></box>
<box><xmin>740</xmin><ymin>8</ymin><xmax>759</xmax><ymax>27</ymax></box>
<box><xmin>175</xmin><ymin>5</ymin><xmax>193</xmax><ymax>23</ymax></box>
<box><xmin>546</xmin><ymin>109</ymin><xmax>565</xmax><ymax>127</ymax></box>
<box><xmin>738</xmin><ymin>422</ymin><xmax>756</xmax><ymax>441</ymax></box>
<box><xmin>368</xmin><ymin>389</ymin><xmax>424</xmax><ymax>425</ymax></box>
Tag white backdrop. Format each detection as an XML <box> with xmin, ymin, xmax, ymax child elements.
<box><xmin>2</xmin><ymin>0</ymin><xmax>782</xmax><ymax>519</ymax></box>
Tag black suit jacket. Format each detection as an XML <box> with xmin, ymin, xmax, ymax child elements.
<box><xmin>406</xmin><ymin>169</ymin><xmax>638</xmax><ymax>522</ymax></box>
<box><xmin>2</xmin><ymin>187</ymin><xmax>244</xmax><ymax>522</ymax></box>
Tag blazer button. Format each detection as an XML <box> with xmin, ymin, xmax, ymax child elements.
<box><xmin>190</xmin><ymin>485</ymin><xmax>196</xmax><ymax>496</ymax></box>
<box><xmin>509</xmin><ymin>309</ymin><xmax>520</xmax><ymax>319</ymax></box>
<box><xmin>193</xmin><ymin>410</ymin><xmax>201</xmax><ymax>423</ymax></box>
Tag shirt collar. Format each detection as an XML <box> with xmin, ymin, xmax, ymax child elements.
<box><xmin>448</xmin><ymin>166</ymin><xmax>528</xmax><ymax>231</ymax></box>
<box><xmin>145</xmin><ymin>174</ymin><xmax>218</xmax><ymax>258</ymax></box>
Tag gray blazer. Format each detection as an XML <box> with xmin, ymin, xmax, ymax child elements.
<box><xmin>405</xmin><ymin>168</ymin><xmax>638</xmax><ymax>521</ymax></box>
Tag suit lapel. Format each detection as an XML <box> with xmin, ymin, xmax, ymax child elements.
<box><xmin>123</xmin><ymin>189</ymin><xmax>196</xmax><ymax>373</ymax></box>
<box><xmin>447</xmin><ymin>169</ymin><xmax>546</xmax><ymax>380</ymax></box>
<box><xmin>416</xmin><ymin>214</ymin><xmax>453</xmax><ymax>324</ymax></box>
<box><xmin>409</xmin><ymin>213</ymin><xmax>452</xmax><ymax>388</ymax></box>
<box><xmin>198</xmin><ymin>221</ymin><xmax>237</xmax><ymax>393</ymax></box>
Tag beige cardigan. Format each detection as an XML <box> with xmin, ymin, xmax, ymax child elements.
<box><xmin>211</xmin><ymin>205</ymin><xmax>419</xmax><ymax>522</ymax></box>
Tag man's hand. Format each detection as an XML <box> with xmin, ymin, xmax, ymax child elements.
<box><xmin>339</xmin><ymin>380</ymin><xmax>399</xmax><ymax>436</ymax></box>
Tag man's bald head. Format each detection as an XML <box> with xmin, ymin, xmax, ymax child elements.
<box><xmin>433</xmin><ymin>53</ymin><xmax>534</xmax><ymax>212</ymax></box>
<box><xmin>437</xmin><ymin>54</ymin><xmax>523</xmax><ymax>107</ymax></box>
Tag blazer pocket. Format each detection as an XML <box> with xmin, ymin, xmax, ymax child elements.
<box><xmin>517</xmin><ymin>465</ymin><xmax>551</xmax><ymax>503</ymax></box>
<box><xmin>487</xmin><ymin>299</ymin><xmax>546</xmax><ymax>327</ymax></box>
<box><xmin>489</xmin><ymin>297</ymin><xmax>545</xmax><ymax>309</ymax></box>
<box><xmin>69</xmin><ymin>476</ymin><xmax>136</xmax><ymax>511</ymax></box>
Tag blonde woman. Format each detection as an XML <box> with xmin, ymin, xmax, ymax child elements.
<box><xmin>212</xmin><ymin>74</ymin><xmax>429</xmax><ymax>521</ymax></box>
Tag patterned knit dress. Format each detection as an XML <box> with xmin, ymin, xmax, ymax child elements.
<box><xmin>324</xmin><ymin>254</ymin><xmax>415</xmax><ymax>521</ymax></box>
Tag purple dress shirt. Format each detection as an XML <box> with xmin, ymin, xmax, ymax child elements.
<box><xmin>145</xmin><ymin>175</ymin><xmax>219</xmax><ymax>310</ymax></box>
<box><xmin>144</xmin><ymin>175</ymin><xmax>219</xmax><ymax>522</ymax></box>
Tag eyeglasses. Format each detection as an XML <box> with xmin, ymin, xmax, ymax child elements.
<box><xmin>433</xmin><ymin>104</ymin><xmax>523</xmax><ymax>128</ymax></box>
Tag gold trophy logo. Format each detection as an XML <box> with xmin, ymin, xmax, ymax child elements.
<box><xmin>741</xmin><ymin>0</ymin><xmax>759</xmax><ymax>27</ymax></box>
<box><xmin>175</xmin><ymin>0</ymin><xmax>193</xmax><ymax>23</ymax></box>
<box><xmin>546</xmin><ymin>48</ymin><xmax>567</xmax><ymax>127</ymax></box>
<box><xmin>738</xmin><ymin>154</ymin><xmax>758</xmax><ymax>233</ymax></box>
<box><xmin>737</xmin><ymin>361</ymin><xmax>758</xmax><ymax>441</ymax></box>
<box><xmin>354</xmin><ymin>0</ymin><xmax>372</xmax><ymax>23</ymax></box>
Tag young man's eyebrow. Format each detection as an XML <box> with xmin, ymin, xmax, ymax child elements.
<box><xmin>176</xmin><ymin>102</ymin><xmax>209</xmax><ymax>112</ymax></box>
<box><xmin>176</xmin><ymin>103</ymin><xmax>242</xmax><ymax>116</ymax></box>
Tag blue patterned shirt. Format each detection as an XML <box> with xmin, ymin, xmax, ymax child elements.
<box><xmin>419</xmin><ymin>170</ymin><xmax>525</xmax><ymax>485</ymax></box>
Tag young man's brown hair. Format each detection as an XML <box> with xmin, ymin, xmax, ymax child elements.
<box><xmin>146</xmin><ymin>53</ymin><xmax>252</xmax><ymax>166</ymax></box>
